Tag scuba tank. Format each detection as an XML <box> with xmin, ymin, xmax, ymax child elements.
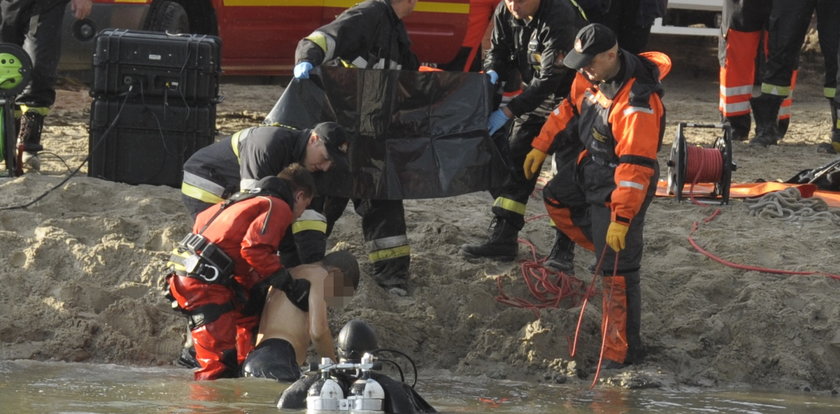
<box><xmin>347</xmin><ymin>353</ymin><xmax>385</xmax><ymax>414</ymax></box>
<box><xmin>306</xmin><ymin>358</ymin><xmax>346</xmax><ymax>413</ymax></box>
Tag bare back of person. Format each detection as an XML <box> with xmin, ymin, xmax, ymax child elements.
<box><xmin>256</xmin><ymin>263</ymin><xmax>332</xmax><ymax>365</ymax></box>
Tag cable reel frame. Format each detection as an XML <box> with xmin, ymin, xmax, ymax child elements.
<box><xmin>666</xmin><ymin>122</ymin><xmax>736</xmax><ymax>204</ymax></box>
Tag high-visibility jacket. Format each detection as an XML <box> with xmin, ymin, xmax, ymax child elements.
<box><xmin>294</xmin><ymin>0</ymin><xmax>419</xmax><ymax>70</ymax></box>
<box><xmin>181</xmin><ymin>126</ymin><xmax>308</xmax><ymax>207</ymax></box>
<box><xmin>532</xmin><ymin>50</ymin><xmax>670</xmax><ymax>225</ymax></box>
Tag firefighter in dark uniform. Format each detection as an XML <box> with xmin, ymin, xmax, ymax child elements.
<box><xmin>1</xmin><ymin>0</ymin><xmax>92</xmax><ymax>172</ymax></box>
<box><xmin>292</xmin><ymin>0</ymin><xmax>419</xmax><ymax>293</ymax></box>
<box><xmin>460</xmin><ymin>0</ymin><xmax>587</xmax><ymax>270</ymax></box>
<box><xmin>167</xmin><ymin>166</ymin><xmax>316</xmax><ymax>380</ymax></box>
<box><xmin>181</xmin><ymin>122</ymin><xmax>350</xmax><ymax>266</ymax></box>
<box><xmin>528</xmin><ymin>23</ymin><xmax>669</xmax><ymax>368</ymax></box>
<box><xmin>749</xmin><ymin>0</ymin><xmax>840</xmax><ymax>147</ymax></box>
<box><xmin>582</xmin><ymin>0</ymin><xmax>666</xmax><ymax>54</ymax></box>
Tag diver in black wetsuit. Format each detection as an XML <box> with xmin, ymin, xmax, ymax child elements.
<box><xmin>276</xmin><ymin>319</ymin><xmax>436</xmax><ymax>413</ymax></box>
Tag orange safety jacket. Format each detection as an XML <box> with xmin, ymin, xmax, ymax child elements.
<box><xmin>532</xmin><ymin>50</ymin><xmax>671</xmax><ymax>225</ymax></box>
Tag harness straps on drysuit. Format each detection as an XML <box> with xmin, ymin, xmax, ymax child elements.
<box><xmin>167</xmin><ymin>175</ymin><xmax>299</xmax><ymax>321</ymax></box>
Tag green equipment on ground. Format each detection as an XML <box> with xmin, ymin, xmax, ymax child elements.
<box><xmin>0</xmin><ymin>43</ymin><xmax>32</xmax><ymax>177</ymax></box>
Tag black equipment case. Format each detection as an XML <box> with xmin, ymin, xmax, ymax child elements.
<box><xmin>91</xmin><ymin>29</ymin><xmax>221</xmax><ymax>102</ymax></box>
<box><xmin>88</xmin><ymin>99</ymin><xmax>216</xmax><ymax>187</ymax></box>
<box><xmin>88</xmin><ymin>29</ymin><xmax>221</xmax><ymax>187</ymax></box>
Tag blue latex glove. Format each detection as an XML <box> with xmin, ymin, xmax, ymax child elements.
<box><xmin>487</xmin><ymin>108</ymin><xmax>510</xmax><ymax>135</ymax></box>
<box><xmin>486</xmin><ymin>70</ymin><xmax>499</xmax><ymax>85</ymax></box>
<box><xmin>294</xmin><ymin>62</ymin><xmax>314</xmax><ymax>79</ymax></box>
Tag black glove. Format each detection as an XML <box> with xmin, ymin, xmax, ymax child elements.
<box><xmin>268</xmin><ymin>268</ymin><xmax>310</xmax><ymax>312</ymax></box>
<box><xmin>286</xmin><ymin>279</ymin><xmax>310</xmax><ymax>312</ymax></box>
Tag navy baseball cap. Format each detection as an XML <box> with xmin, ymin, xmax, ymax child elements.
<box><xmin>564</xmin><ymin>23</ymin><xmax>618</xmax><ymax>70</ymax></box>
<box><xmin>312</xmin><ymin>122</ymin><xmax>350</xmax><ymax>163</ymax></box>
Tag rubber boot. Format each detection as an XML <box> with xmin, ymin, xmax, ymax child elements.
<box><xmin>749</xmin><ymin>94</ymin><xmax>784</xmax><ymax>147</ymax></box>
<box><xmin>818</xmin><ymin>99</ymin><xmax>840</xmax><ymax>154</ymax></box>
<box><xmin>601</xmin><ymin>276</ymin><xmax>629</xmax><ymax>367</ymax></box>
<box><xmin>372</xmin><ymin>257</ymin><xmax>410</xmax><ymax>295</ymax></box>
<box><xmin>543</xmin><ymin>228</ymin><xmax>575</xmax><ymax>273</ymax></box>
<box><xmin>16</xmin><ymin>111</ymin><xmax>45</xmax><ymax>172</ymax></box>
<box><xmin>460</xmin><ymin>217</ymin><xmax>519</xmax><ymax>261</ymax></box>
<box><xmin>723</xmin><ymin>113</ymin><xmax>751</xmax><ymax>141</ymax></box>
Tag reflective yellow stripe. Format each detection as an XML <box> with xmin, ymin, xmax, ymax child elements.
<box><xmin>305</xmin><ymin>32</ymin><xmax>329</xmax><ymax>53</ymax></box>
<box><xmin>221</xmin><ymin>0</ymin><xmax>469</xmax><ymax>13</ymax></box>
<box><xmin>231</xmin><ymin>130</ymin><xmax>243</xmax><ymax>160</ymax></box>
<box><xmin>368</xmin><ymin>245</ymin><xmax>411</xmax><ymax>262</ymax></box>
<box><xmin>292</xmin><ymin>220</ymin><xmax>328</xmax><ymax>234</ymax></box>
<box><xmin>20</xmin><ymin>105</ymin><xmax>49</xmax><ymax>116</ymax></box>
<box><xmin>760</xmin><ymin>83</ymin><xmax>791</xmax><ymax>97</ymax></box>
<box><xmin>493</xmin><ymin>197</ymin><xmax>526</xmax><ymax>215</ymax></box>
<box><xmin>824</xmin><ymin>87</ymin><xmax>836</xmax><ymax>99</ymax></box>
<box><xmin>181</xmin><ymin>182</ymin><xmax>225</xmax><ymax>204</ymax></box>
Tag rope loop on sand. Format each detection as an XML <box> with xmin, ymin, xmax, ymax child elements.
<box><xmin>744</xmin><ymin>187</ymin><xmax>840</xmax><ymax>225</ymax></box>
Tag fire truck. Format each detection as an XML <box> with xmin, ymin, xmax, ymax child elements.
<box><xmin>59</xmin><ymin>0</ymin><xmax>470</xmax><ymax>76</ymax></box>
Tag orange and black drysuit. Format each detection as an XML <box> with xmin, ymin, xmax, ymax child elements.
<box><xmin>482</xmin><ymin>0</ymin><xmax>587</xmax><ymax>231</ymax></box>
<box><xmin>181</xmin><ymin>126</ymin><xmax>326</xmax><ymax>267</ymax></box>
<box><xmin>167</xmin><ymin>180</ymin><xmax>296</xmax><ymax>380</ymax></box>
<box><xmin>532</xmin><ymin>50</ymin><xmax>669</xmax><ymax>364</ymax></box>
<box><xmin>294</xmin><ymin>0</ymin><xmax>418</xmax><ymax>289</ymax></box>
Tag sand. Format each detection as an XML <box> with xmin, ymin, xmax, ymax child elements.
<box><xmin>1</xmin><ymin>35</ymin><xmax>839</xmax><ymax>394</ymax></box>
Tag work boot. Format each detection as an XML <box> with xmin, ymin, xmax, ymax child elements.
<box><xmin>460</xmin><ymin>217</ymin><xmax>519</xmax><ymax>261</ymax></box>
<box><xmin>17</xmin><ymin>111</ymin><xmax>45</xmax><ymax>172</ymax></box>
<box><xmin>543</xmin><ymin>228</ymin><xmax>575</xmax><ymax>273</ymax></box>
<box><xmin>818</xmin><ymin>99</ymin><xmax>840</xmax><ymax>154</ymax></box>
<box><xmin>372</xmin><ymin>258</ymin><xmax>410</xmax><ymax>296</ymax></box>
<box><xmin>723</xmin><ymin>113</ymin><xmax>750</xmax><ymax>141</ymax></box>
<box><xmin>749</xmin><ymin>94</ymin><xmax>784</xmax><ymax>147</ymax></box>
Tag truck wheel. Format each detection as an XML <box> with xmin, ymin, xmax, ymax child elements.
<box><xmin>145</xmin><ymin>1</ymin><xmax>190</xmax><ymax>34</ymax></box>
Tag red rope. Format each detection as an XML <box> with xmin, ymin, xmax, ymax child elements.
<box><xmin>684</xmin><ymin>147</ymin><xmax>840</xmax><ymax>281</ymax></box>
<box><xmin>494</xmin><ymin>238</ymin><xmax>588</xmax><ymax>319</ymax></box>
<box><xmin>685</xmin><ymin>145</ymin><xmax>723</xmax><ymax>183</ymax></box>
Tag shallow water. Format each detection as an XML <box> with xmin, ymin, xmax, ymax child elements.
<box><xmin>1</xmin><ymin>360</ymin><xmax>838</xmax><ymax>413</ymax></box>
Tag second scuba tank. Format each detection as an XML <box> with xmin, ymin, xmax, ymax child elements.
<box><xmin>347</xmin><ymin>353</ymin><xmax>385</xmax><ymax>414</ymax></box>
<box><xmin>306</xmin><ymin>358</ymin><xmax>345</xmax><ymax>413</ymax></box>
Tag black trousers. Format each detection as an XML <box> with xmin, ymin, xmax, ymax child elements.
<box><xmin>0</xmin><ymin>0</ymin><xmax>68</xmax><ymax>108</ymax></box>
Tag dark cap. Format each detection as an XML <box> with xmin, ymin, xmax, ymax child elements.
<box><xmin>563</xmin><ymin>23</ymin><xmax>618</xmax><ymax>70</ymax></box>
<box><xmin>312</xmin><ymin>122</ymin><xmax>351</xmax><ymax>163</ymax></box>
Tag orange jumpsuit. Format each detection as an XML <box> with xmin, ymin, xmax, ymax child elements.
<box><xmin>169</xmin><ymin>194</ymin><xmax>294</xmax><ymax>380</ymax></box>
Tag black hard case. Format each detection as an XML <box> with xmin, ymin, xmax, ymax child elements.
<box><xmin>91</xmin><ymin>29</ymin><xmax>221</xmax><ymax>102</ymax></box>
<box><xmin>88</xmin><ymin>98</ymin><xmax>216</xmax><ymax>187</ymax></box>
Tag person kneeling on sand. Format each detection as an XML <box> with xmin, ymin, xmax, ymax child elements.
<box><xmin>275</xmin><ymin>319</ymin><xmax>436</xmax><ymax>413</ymax></box>
<box><xmin>167</xmin><ymin>164</ymin><xmax>315</xmax><ymax>380</ymax></box>
<box><xmin>240</xmin><ymin>250</ymin><xmax>360</xmax><ymax>381</ymax></box>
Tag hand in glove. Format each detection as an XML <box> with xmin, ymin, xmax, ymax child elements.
<box><xmin>606</xmin><ymin>221</ymin><xmax>629</xmax><ymax>252</ymax></box>
<box><xmin>293</xmin><ymin>62</ymin><xmax>314</xmax><ymax>79</ymax></box>
<box><xmin>487</xmin><ymin>108</ymin><xmax>511</xmax><ymax>135</ymax></box>
<box><xmin>268</xmin><ymin>268</ymin><xmax>310</xmax><ymax>311</ymax></box>
<box><xmin>485</xmin><ymin>69</ymin><xmax>499</xmax><ymax>85</ymax></box>
<box><xmin>523</xmin><ymin>148</ymin><xmax>547</xmax><ymax>180</ymax></box>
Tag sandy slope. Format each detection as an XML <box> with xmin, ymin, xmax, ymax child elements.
<box><xmin>1</xmin><ymin>35</ymin><xmax>838</xmax><ymax>393</ymax></box>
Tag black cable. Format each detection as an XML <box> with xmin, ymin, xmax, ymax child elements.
<box><xmin>0</xmin><ymin>85</ymin><xmax>133</xmax><ymax>211</ymax></box>
<box><xmin>373</xmin><ymin>348</ymin><xmax>419</xmax><ymax>388</ymax></box>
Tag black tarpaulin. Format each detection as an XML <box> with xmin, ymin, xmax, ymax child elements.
<box><xmin>264</xmin><ymin>66</ymin><xmax>510</xmax><ymax>199</ymax></box>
